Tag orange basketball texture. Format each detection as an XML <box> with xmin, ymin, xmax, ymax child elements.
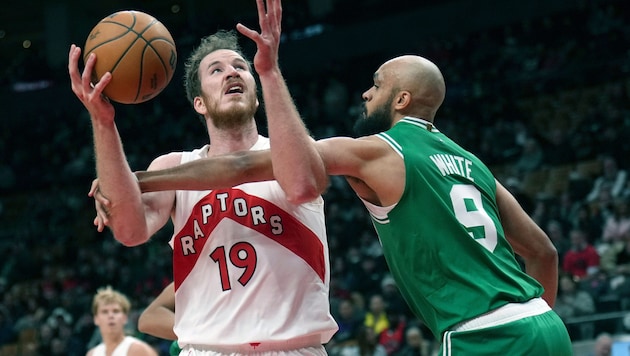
<box><xmin>84</xmin><ymin>10</ymin><xmax>177</xmax><ymax>104</ymax></box>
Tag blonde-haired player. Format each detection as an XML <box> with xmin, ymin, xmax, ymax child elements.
<box><xmin>86</xmin><ymin>286</ymin><xmax>157</xmax><ymax>356</ymax></box>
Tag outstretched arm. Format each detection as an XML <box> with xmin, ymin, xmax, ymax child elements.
<box><xmin>137</xmin><ymin>150</ymin><xmax>274</xmax><ymax>192</ymax></box>
<box><xmin>495</xmin><ymin>181</ymin><xmax>559</xmax><ymax>306</ymax></box>
<box><xmin>236</xmin><ymin>0</ymin><xmax>328</xmax><ymax>204</ymax></box>
<box><xmin>137</xmin><ymin>136</ymin><xmax>405</xmax><ymax>208</ymax></box>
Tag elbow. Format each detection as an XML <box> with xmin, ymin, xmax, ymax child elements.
<box><xmin>284</xmin><ymin>184</ymin><xmax>322</xmax><ymax>205</ymax></box>
<box><xmin>137</xmin><ymin>312</ymin><xmax>150</xmax><ymax>334</ymax></box>
<box><xmin>539</xmin><ymin>234</ymin><xmax>559</xmax><ymax>261</ymax></box>
<box><xmin>284</xmin><ymin>176</ymin><xmax>329</xmax><ymax>205</ymax></box>
<box><xmin>107</xmin><ymin>213</ymin><xmax>151</xmax><ymax>247</ymax></box>
<box><xmin>114</xmin><ymin>232</ymin><xmax>149</xmax><ymax>247</ymax></box>
<box><xmin>514</xmin><ymin>232</ymin><xmax>558</xmax><ymax>266</ymax></box>
<box><xmin>528</xmin><ymin>241</ymin><xmax>558</xmax><ymax>266</ymax></box>
<box><xmin>544</xmin><ymin>244</ymin><xmax>559</xmax><ymax>266</ymax></box>
<box><xmin>137</xmin><ymin>310</ymin><xmax>159</xmax><ymax>336</ymax></box>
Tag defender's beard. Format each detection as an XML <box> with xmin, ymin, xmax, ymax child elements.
<box><xmin>352</xmin><ymin>99</ymin><xmax>394</xmax><ymax>138</ymax></box>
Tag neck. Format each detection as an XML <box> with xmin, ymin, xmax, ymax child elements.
<box><xmin>102</xmin><ymin>331</ymin><xmax>125</xmax><ymax>350</ymax></box>
<box><xmin>206</xmin><ymin>121</ymin><xmax>259</xmax><ymax>156</ymax></box>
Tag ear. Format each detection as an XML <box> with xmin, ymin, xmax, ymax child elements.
<box><xmin>193</xmin><ymin>96</ymin><xmax>207</xmax><ymax>116</ymax></box>
<box><xmin>394</xmin><ymin>91</ymin><xmax>411</xmax><ymax>110</ymax></box>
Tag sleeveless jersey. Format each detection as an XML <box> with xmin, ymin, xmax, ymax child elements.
<box><xmin>91</xmin><ymin>336</ymin><xmax>137</xmax><ymax>356</ymax></box>
<box><xmin>170</xmin><ymin>136</ymin><xmax>338</xmax><ymax>347</ymax></box>
<box><xmin>363</xmin><ymin>117</ymin><xmax>544</xmax><ymax>339</ymax></box>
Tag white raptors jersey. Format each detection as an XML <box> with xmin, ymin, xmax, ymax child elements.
<box><xmin>91</xmin><ymin>336</ymin><xmax>137</xmax><ymax>356</ymax></box>
<box><xmin>171</xmin><ymin>136</ymin><xmax>338</xmax><ymax>348</ymax></box>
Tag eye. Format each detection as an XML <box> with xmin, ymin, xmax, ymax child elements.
<box><xmin>211</xmin><ymin>68</ymin><xmax>222</xmax><ymax>74</ymax></box>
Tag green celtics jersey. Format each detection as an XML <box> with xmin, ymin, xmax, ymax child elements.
<box><xmin>367</xmin><ymin>117</ymin><xmax>544</xmax><ymax>339</ymax></box>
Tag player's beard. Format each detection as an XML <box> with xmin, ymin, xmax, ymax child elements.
<box><xmin>352</xmin><ymin>95</ymin><xmax>395</xmax><ymax>138</ymax></box>
<box><xmin>207</xmin><ymin>98</ymin><xmax>258</xmax><ymax>130</ymax></box>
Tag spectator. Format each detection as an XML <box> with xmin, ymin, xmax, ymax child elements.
<box><xmin>352</xmin><ymin>257</ymin><xmax>386</xmax><ymax>298</ymax></box>
<box><xmin>592</xmin><ymin>332</ymin><xmax>613</xmax><ymax>356</ymax></box>
<box><xmin>611</xmin><ymin>231</ymin><xmax>630</xmax><ymax>274</ymax></box>
<box><xmin>546</xmin><ymin>219</ymin><xmax>570</xmax><ymax>263</ymax></box>
<box><xmin>512</xmin><ymin>137</ymin><xmax>544</xmax><ymax>175</ymax></box>
<box><xmin>378</xmin><ymin>311</ymin><xmax>406</xmax><ymax>355</ymax></box>
<box><xmin>587</xmin><ymin>156</ymin><xmax>627</xmax><ymax>203</ymax></box>
<box><xmin>601</xmin><ymin>198</ymin><xmax>630</xmax><ymax>244</ymax></box>
<box><xmin>553</xmin><ymin>274</ymin><xmax>596</xmax><ymax>340</ymax></box>
<box><xmin>364</xmin><ymin>294</ymin><xmax>390</xmax><ymax>336</ymax></box>
<box><xmin>563</xmin><ymin>228</ymin><xmax>601</xmax><ymax>280</ymax></box>
<box><xmin>580</xmin><ymin>270</ymin><xmax>613</xmax><ymax>308</ymax></box>
<box><xmin>604</xmin><ymin>231</ymin><xmax>630</xmax><ymax>310</ymax></box>
<box><xmin>327</xmin><ymin>298</ymin><xmax>364</xmax><ymax>353</ymax></box>
<box><xmin>590</xmin><ymin>183</ymin><xmax>616</xmax><ymax>220</ymax></box>
<box><xmin>542</xmin><ymin>128</ymin><xmax>575</xmax><ymax>166</ymax></box>
<box><xmin>395</xmin><ymin>325</ymin><xmax>430</xmax><ymax>356</ymax></box>
<box><xmin>570</xmin><ymin>203</ymin><xmax>604</xmax><ymax>244</ymax></box>
<box><xmin>343</xmin><ymin>325</ymin><xmax>388</xmax><ymax>356</ymax></box>
<box><xmin>380</xmin><ymin>275</ymin><xmax>411</xmax><ymax>318</ymax></box>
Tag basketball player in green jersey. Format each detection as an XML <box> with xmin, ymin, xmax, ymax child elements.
<box><xmin>92</xmin><ymin>0</ymin><xmax>572</xmax><ymax>354</ymax></box>
<box><xmin>320</xmin><ymin>56</ymin><xmax>571</xmax><ymax>355</ymax></box>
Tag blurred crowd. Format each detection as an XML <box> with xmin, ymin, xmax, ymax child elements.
<box><xmin>1</xmin><ymin>0</ymin><xmax>630</xmax><ymax>355</ymax></box>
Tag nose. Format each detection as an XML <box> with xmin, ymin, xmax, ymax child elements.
<box><xmin>361</xmin><ymin>87</ymin><xmax>372</xmax><ymax>101</ymax></box>
<box><xmin>226</xmin><ymin>66</ymin><xmax>241</xmax><ymax>79</ymax></box>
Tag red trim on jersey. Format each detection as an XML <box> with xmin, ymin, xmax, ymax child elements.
<box><xmin>172</xmin><ymin>188</ymin><xmax>325</xmax><ymax>290</ymax></box>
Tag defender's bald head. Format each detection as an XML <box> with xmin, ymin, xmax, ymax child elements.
<box><xmin>379</xmin><ymin>55</ymin><xmax>446</xmax><ymax>121</ymax></box>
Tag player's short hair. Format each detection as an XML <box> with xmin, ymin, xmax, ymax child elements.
<box><xmin>91</xmin><ymin>285</ymin><xmax>131</xmax><ymax>315</ymax></box>
<box><xmin>183</xmin><ymin>30</ymin><xmax>252</xmax><ymax>107</ymax></box>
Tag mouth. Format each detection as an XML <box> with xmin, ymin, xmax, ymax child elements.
<box><xmin>225</xmin><ymin>83</ymin><xmax>244</xmax><ymax>95</ymax></box>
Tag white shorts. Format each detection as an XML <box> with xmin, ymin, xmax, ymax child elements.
<box><xmin>179</xmin><ymin>345</ymin><xmax>327</xmax><ymax>356</ymax></box>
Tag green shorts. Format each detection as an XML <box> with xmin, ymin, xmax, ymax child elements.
<box><xmin>441</xmin><ymin>308</ymin><xmax>572</xmax><ymax>355</ymax></box>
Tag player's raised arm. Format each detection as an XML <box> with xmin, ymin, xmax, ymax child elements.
<box><xmin>69</xmin><ymin>44</ymin><xmax>151</xmax><ymax>246</ymax></box>
<box><xmin>236</xmin><ymin>0</ymin><xmax>328</xmax><ymax>204</ymax></box>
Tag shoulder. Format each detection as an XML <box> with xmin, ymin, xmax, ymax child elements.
<box><xmin>128</xmin><ymin>337</ymin><xmax>158</xmax><ymax>356</ymax></box>
<box><xmin>315</xmin><ymin>136</ymin><xmax>399</xmax><ymax>175</ymax></box>
<box><xmin>317</xmin><ymin>135</ymin><xmax>391</xmax><ymax>152</ymax></box>
<box><xmin>147</xmin><ymin>152</ymin><xmax>184</xmax><ymax>171</ymax></box>
<box><xmin>86</xmin><ymin>344</ymin><xmax>103</xmax><ymax>356</ymax></box>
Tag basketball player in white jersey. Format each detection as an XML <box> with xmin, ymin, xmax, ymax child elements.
<box><xmin>86</xmin><ymin>286</ymin><xmax>157</xmax><ymax>356</ymax></box>
<box><xmin>68</xmin><ymin>0</ymin><xmax>337</xmax><ymax>354</ymax></box>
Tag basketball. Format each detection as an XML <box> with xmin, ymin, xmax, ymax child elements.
<box><xmin>83</xmin><ymin>10</ymin><xmax>177</xmax><ymax>104</ymax></box>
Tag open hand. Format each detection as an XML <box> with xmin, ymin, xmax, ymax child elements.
<box><xmin>236</xmin><ymin>0</ymin><xmax>282</xmax><ymax>76</ymax></box>
<box><xmin>68</xmin><ymin>44</ymin><xmax>115</xmax><ymax>124</ymax></box>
